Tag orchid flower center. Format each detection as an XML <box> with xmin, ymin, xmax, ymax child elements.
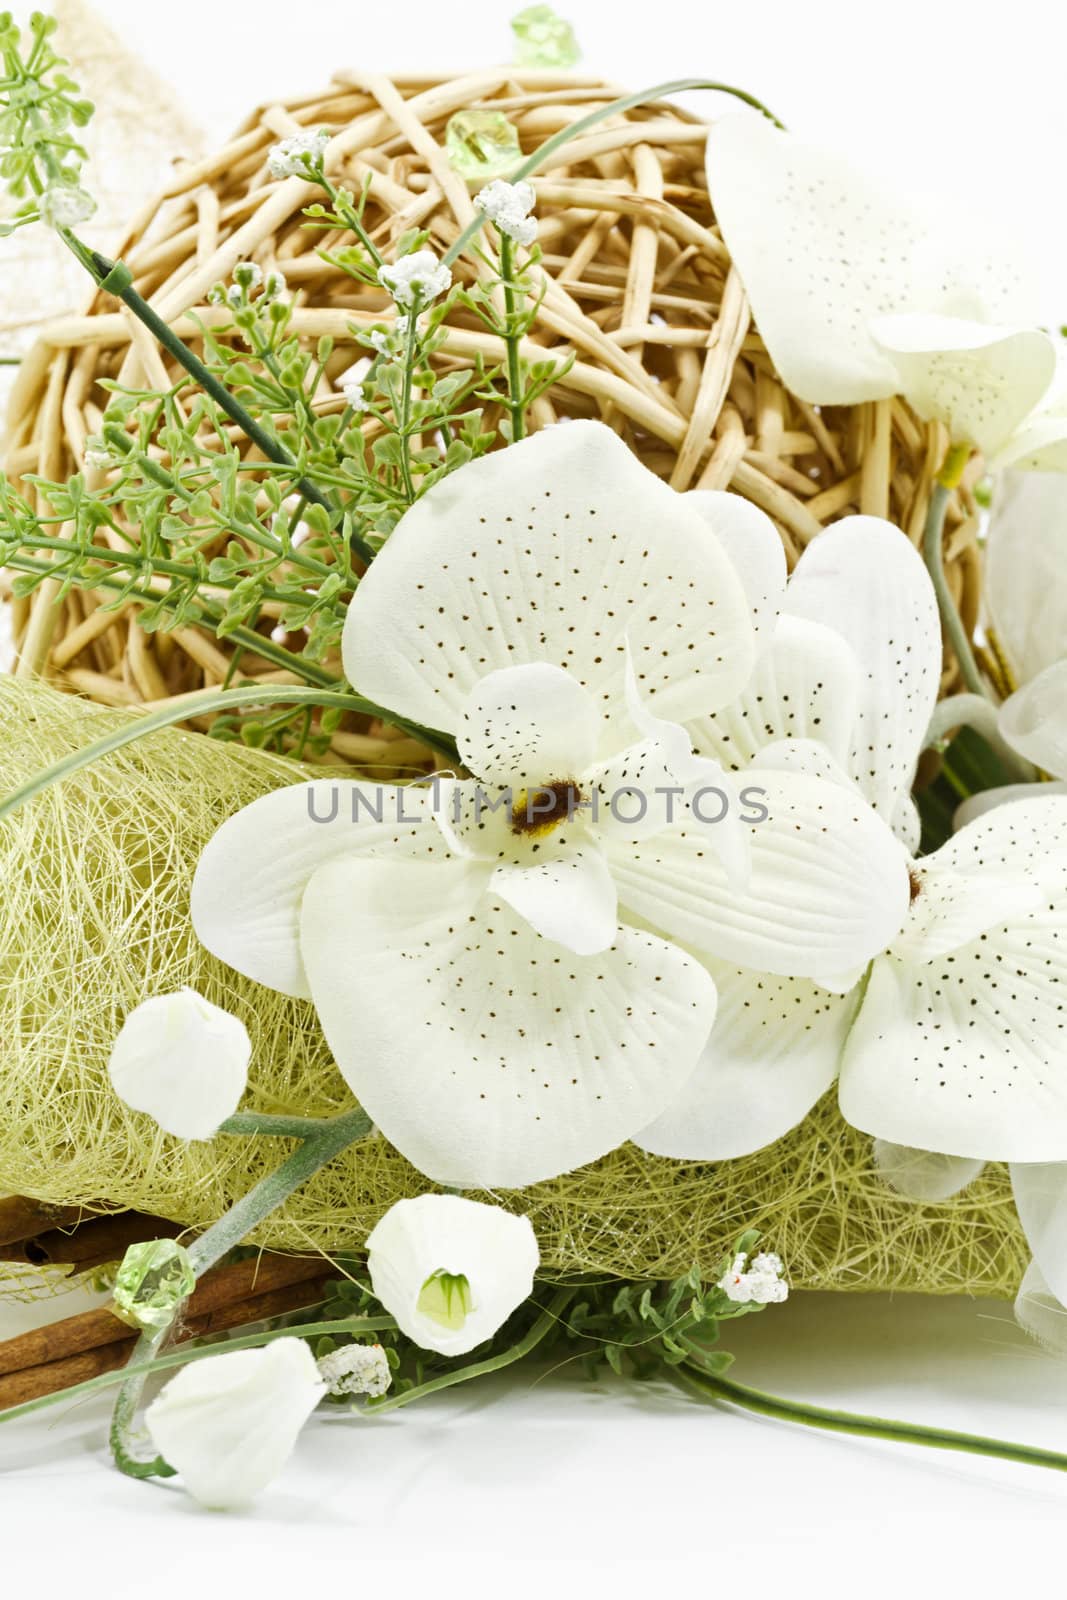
<box><xmin>417</xmin><ymin>1269</ymin><xmax>475</xmax><ymax>1331</ymax></box>
<box><xmin>509</xmin><ymin>779</ymin><xmax>584</xmax><ymax>839</ymax></box>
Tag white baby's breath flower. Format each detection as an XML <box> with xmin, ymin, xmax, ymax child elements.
<box><xmin>232</xmin><ymin>260</ymin><xmax>263</xmax><ymax>290</ymax></box>
<box><xmin>145</xmin><ymin>1338</ymin><xmax>325</xmax><ymax>1510</ymax></box>
<box><xmin>378</xmin><ymin>249</ymin><xmax>451</xmax><ymax>310</ymax></box>
<box><xmin>338</xmin><ymin>357</ymin><xmax>371</xmax><ymax>413</ymax></box>
<box><xmin>366</xmin><ymin>1194</ymin><xmax>540</xmax><ymax>1356</ymax></box>
<box><xmin>39</xmin><ymin>183</ymin><xmax>96</xmax><ymax>230</ymax></box>
<box><xmin>108</xmin><ymin>986</ymin><xmax>250</xmax><ymax>1140</ymax></box>
<box><xmin>317</xmin><ymin>1342</ymin><xmax>392</xmax><ymax>1398</ymax></box>
<box><xmin>83</xmin><ymin>438</ymin><xmax>111</xmax><ymax>470</ymax></box>
<box><xmin>368</xmin><ymin>328</ymin><xmax>390</xmax><ymax>355</ymax></box>
<box><xmin>263</xmin><ymin>269</ymin><xmax>287</xmax><ymax>302</ymax></box>
<box><xmin>475</xmin><ymin>179</ymin><xmax>538</xmax><ymax>247</ymax></box>
<box><xmin>718</xmin><ymin>1249</ymin><xmax>789</xmax><ymax>1304</ymax></box>
<box><xmin>268</xmin><ymin>129</ymin><xmax>329</xmax><ymax>179</ymax></box>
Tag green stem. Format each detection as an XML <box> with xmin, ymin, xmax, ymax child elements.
<box><xmin>679</xmin><ymin>1364</ymin><xmax>1067</xmax><ymax>1475</ymax></box>
<box><xmin>923</xmin><ymin>477</ymin><xmax>987</xmax><ymax>699</ymax></box>
<box><xmin>398</xmin><ymin>305</ymin><xmax>420</xmax><ymax>503</ymax></box>
<box><xmin>79</xmin><ymin>244</ymin><xmax>337</xmax><ymax>523</ymax></box>
<box><xmin>498</xmin><ymin>235</ymin><xmax>526</xmax><ymax>443</ymax></box>
<box><xmin>186</xmin><ymin>1108</ymin><xmax>371</xmax><ymax>1277</ymax></box>
<box><xmin>0</xmin><ymin>683</ymin><xmax>458</xmax><ymax>823</ymax></box>
<box><xmin>369</xmin><ymin>1288</ymin><xmax>577</xmax><ymax>1414</ymax></box>
<box><xmin>443</xmin><ymin>78</ymin><xmax>783</xmax><ymax>269</ymax></box>
<box><xmin>110</xmin><ymin>1106</ymin><xmax>373</xmax><ymax>1478</ymax></box>
<box><xmin>220</xmin><ymin>1110</ymin><xmax>352</xmax><ymax>1139</ymax></box>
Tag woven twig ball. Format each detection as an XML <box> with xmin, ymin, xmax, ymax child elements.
<box><xmin>3</xmin><ymin>68</ymin><xmax>981</xmax><ymax>730</ymax></box>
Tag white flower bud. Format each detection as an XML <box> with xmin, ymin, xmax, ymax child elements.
<box><xmin>145</xmin><ymin>1338</ymin><xmax>325</xmax><ymax>1510</ymax></box>
<box><xmin>108</xmin><ymin>987</ymin><xmax>251</xmax><ymax>1140</ymax></box>
<box><xmin>40</xmin><ymin>184</ymin><xmax>96</xmax><ymax>230</ymax></box>
<box><xmin>366</xmin><ymin>1194</ymin><xmax>539</xmax><ymax>1356</ymax></box>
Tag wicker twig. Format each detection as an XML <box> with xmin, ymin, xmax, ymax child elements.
<box><xmin>3</xmin><ymin>70</ymin><xmax>979</xmax><ymax>721</ymax></box>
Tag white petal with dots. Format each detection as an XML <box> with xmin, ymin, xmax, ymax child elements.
<box><xmin>489</xmin><ymin>843</ymin><xmax>618</xmax><ymax>956</ymax></box>
<box><xmin>606</xmin><ymin>768</ymin><xmax>911</xmax><ymax>982</ymax></box>
<box><xmin>871</xmin><ymin>314</ymin><xmax>1056</xmax><ymax>460</ymax></box>
<box><xmin>635</xmin><ymin>960</ymin><xmax>855</xmax><ymax>1160</ymax></box>
<box><xmin>684</xmin><ymin>489</ymin><xmax>786</xmax><ymax>659</ymax></box>
<box><xmin>706</xmin><ymin>115</ymin><xmax>1041</xmax><ymax>407</ymax></box>
<box><xmin>839</xmin><ymin>798</ymin><xmax>1067</xmax><ymax>1160</ymax></box>
<box><xmin>690</xmin><ymin>614</ymin><xmax>860</xmax><ymax>775</ymax></box>
<box><xmin>342</xmin><ymin>422</ymin><xmax>755</xmax><ymax>752</ymax></box>
<box><xmin>192</xmin><ymin>780</ymin><xmax>434</xmax><ymax>999</ymax></box>
<box><xmin>783</xmin><ymin>517</ymin><xmax>940</xmax><ymax>823</ymax></box>
<box><xmin>456</xmin><ymin>663</ymin><xmax>600</xmax><ymax>787</ymax></box>
<box><xmin>299</xmin><ymin>856</ymin><xmax>719</xmax><ymax>1188</ymax></box>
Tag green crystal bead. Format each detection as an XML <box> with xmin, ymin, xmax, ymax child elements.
<box><xmin>112</xmin><ymin>1238</ymin><xmax>196</xmax><ymax>1331</ymax></box>
<box><xmin>510</xmin><ymin>5</ymin><xmax>581</xmax><ymax>69</ymax></box>
<box><xmin>445</xmin><ymin>109</ymin><xmax>523</xmax><ymax>181</ymax></box>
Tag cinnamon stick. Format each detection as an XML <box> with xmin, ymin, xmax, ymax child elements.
<box><xmin>0</xmin><ymin>1253</ymin><xmax>333</xmax><ymax>1377</ymax></box>
<box><xmin>0</xmin><ymin>1196</ymin><xmax>93</xmax><ymax>1250</ymax></box>
<box><xmin>0</xmin><ymin>1272</ymin><xmax>332</xmax><ymax>1410</ymax></box>
<box><xmin>0</xmin><ymin>1211</ymin><xmax>183</xmax><ymax>1269</ymax></box>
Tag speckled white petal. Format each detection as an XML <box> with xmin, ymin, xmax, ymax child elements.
<box><xmin>1012</xmin><ymin>1163</ymin><xmax>1067</xmax><ymax>1310</ymax></box>
<box><xmin>690</xmin><ymin>615</ymin><xmax>860</xmax><ymax>774</ymax></box>
<box><xmin>636</xmin><ymin>961</ymin><xmax>854</xmax><ymax>1160</ymax></box>
<box><xmin>892</xmin><ymin>794</ymin><xmax>922</xmax><ymax>854</ymax></box>
<box><xmin>783</xmin><ymin>516</ymin><xmax>940</xmax><ymax>821</ymax></box>
<box><xmin>367</xmin><ymin>1194</ymin><xmax>539</xmax><ymax>1357</ymax></box>
<box><xmin>955</xmin><ymin>782</ymin><xmax>1067</xmax><ymax>830</ymax></box>
<box><xmin>685</xmin><ymin>489</ymin><xmax>787</xmax><ymax>658</ymax></box>
<box><xmin>707</xmin><ymin>116</ymin><xmax>1041</xmax><ymax>409</ymax></box>
<box><xmin>749</xmin><ymin>736</ymin><xmax>853</xmax><ymax>786</ymax></box>
<box><xmin>840</xmin><ymin>816</ymin><xmax>1067</xmax><ymax>1163</ymax></box>
<box><xmin>608</xmin><ymin>768</ymin><xmax>910</xmax><ymax>982</ymax></box>
<box><xmin>995</xmin><ymin>413</ymin><xmax>1067</xmax><ymax>474</ymax></box>
<box><xmin>192</xmin><ymin>780</ymin><xmax>434</xmax><ymax>999</ymax></box>
<box><xmin>489</xmin><ymin>841</ymin><xmax>617</xmax><ymax>955</ymax></box>
<box><xmin>986</xmin><ymin>472</ymin><xmax>1067</xmax><ymax>685</ymax></box>
<box><xmin>342</xmin><ymin>422</ymin><xmax>755</xmax><ymax>747</ymax></box>
<box><xmin>1000</xmin><ymin>662</ymin><xmax>1067</xmax><ymax>781</ymax></box>
<box><xmin>872</xmin><ymin>1140</ymin><xmax>986</xmax><ymax>1202</ymax></box>
<box><xmin>456</xmin><ymin>663</ymin><xmax>600</xmax><ymax>786</ymax></box>
<box><xmin>299</xmin><ymin>856</ymin><xmax>718</xmax><ymax>1188</ymax></box>
<box><xmin>871</xmin><ymin>314</ymin><xmax>1057</xmax><ymax>458</ymax></box>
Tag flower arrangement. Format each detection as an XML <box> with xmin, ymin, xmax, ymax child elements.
<box><xmin>3</xmin><ymin>7</ymin><xmax>1067</xmax><ymax>1506</ymax></box>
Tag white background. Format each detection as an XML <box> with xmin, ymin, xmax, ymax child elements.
<box><xmin>4</xmin><ymin>0</ymin><xmax>1067</xmax><ymax>1587</ymax></box>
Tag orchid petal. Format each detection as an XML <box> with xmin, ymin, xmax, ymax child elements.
<box><xmin>299</xmin><ymin>856</ymin><xmax>718</xmax><ymax>1188</ymax></box>
<box><xmin>636</xmin><ymin>960</ymin><xmax>854</xmax><ymax>1160</ymax></box>
<box><xmin>954</xmin><ymin>782</ymin><xmax>1067</xmax><ymax>830</ymax></box>
<box><xmin>986</xmin><ymin>471</ymin><xmax>1067</xmax><ymax>684</ymax></box>
<box><xmin>706</xmin><ymin>115</ymin><xmax>1040</xmax><ymax>407</ymax></box>
<box><xmin>839</xmin><ymin>799</ymin><xmax>1067</xmax><ymax>1160</ymax></box>
<box><xmin>999</xmin><ymin>661</ymin><xmax>1067</xmax><ymax>780</ymax></box>
<box><xmin>489</xmin><ymin>841</ymin><xmax>618</xmax><ymax>956</ymax></box>
<box><xmin>342</xmin><ymin>422</ymin><xmax>755</xmax><ymax>749</ymax></box>
<box><xmin>607</xmin><ymin>768</ymin><xmax>910</xmax><ymax>982</ymax></box>
<box><xmin>685</xmin><ymin>489</ymin><xmax>787</xmax><ymax>658</ymax></box>
<box><xmin>690</xmin><ymin>614</ymin><xmax>860</xmax><ymax>774</ymax></box>
<box><xmin>1011</xmin><ymin>1162</ymin><xmax>1067</xmax><ymax>1311</ymax></box>
<box><xmin>191</xmin><ymin>780</ymin><xmax>433</xmax><ymax>999</ymax></box>
<box><xmin>456</xmin><ymin>663</ymin><xmax>599</xmax><ymax>786</ymax></box>
<box><xmin>871</xmin><ymin>314</ymin><xmax>1057</xmax><ymax>459</ymax></box>
<box><xmin>872</xmin><ymin>1140</ymin><xmax>985</xmax><ymax>1202</ymax></box>
<box><xmin>783</xmin><ymin>516</ymin><xmax>940</xmax><ymax>821</ymax></box>
<box><xmin>1014</xmin><ymin>1259</ymin><xmax>1067</xmax><ymax>1355</ymax></box>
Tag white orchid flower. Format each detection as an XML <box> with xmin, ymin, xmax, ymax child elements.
<box><xmin>635</xmin><ymin>514</ymin><xmax>930</xmax><ymax>1159</ymax></box>
<box><xmin>193</xmin><ymin>424</ymin><xmax>909</xmax><ymax>1188</ymax></box>
<box><xmin>980</xmin><ymin>471</ymin><xmax>1067</xmax><ymax>789</ymax></box>
<box><xmin>144</xmin><ymin>1338</ymin><xmax>325</xmax><ymax>1510</ymax></box>
<box><xmin>108</xmin><ymin>987</ymin><xmax>250</xmax><ymax>1140</ymax></box>
<box><xmin>706</xmin><ymin>115</ymin><xmax>1065</xmax><ymax>466</ymax></box>
<box><xmin>366</xmin><ymin>1194</ymin><xmax>539</xmax><ymax>1356</ymax></box>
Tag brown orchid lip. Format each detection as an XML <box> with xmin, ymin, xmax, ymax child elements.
<box><xmin>509</xmin><ymin>779</ymin><xmax>585</xmax><ymax>837</ymax></box>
